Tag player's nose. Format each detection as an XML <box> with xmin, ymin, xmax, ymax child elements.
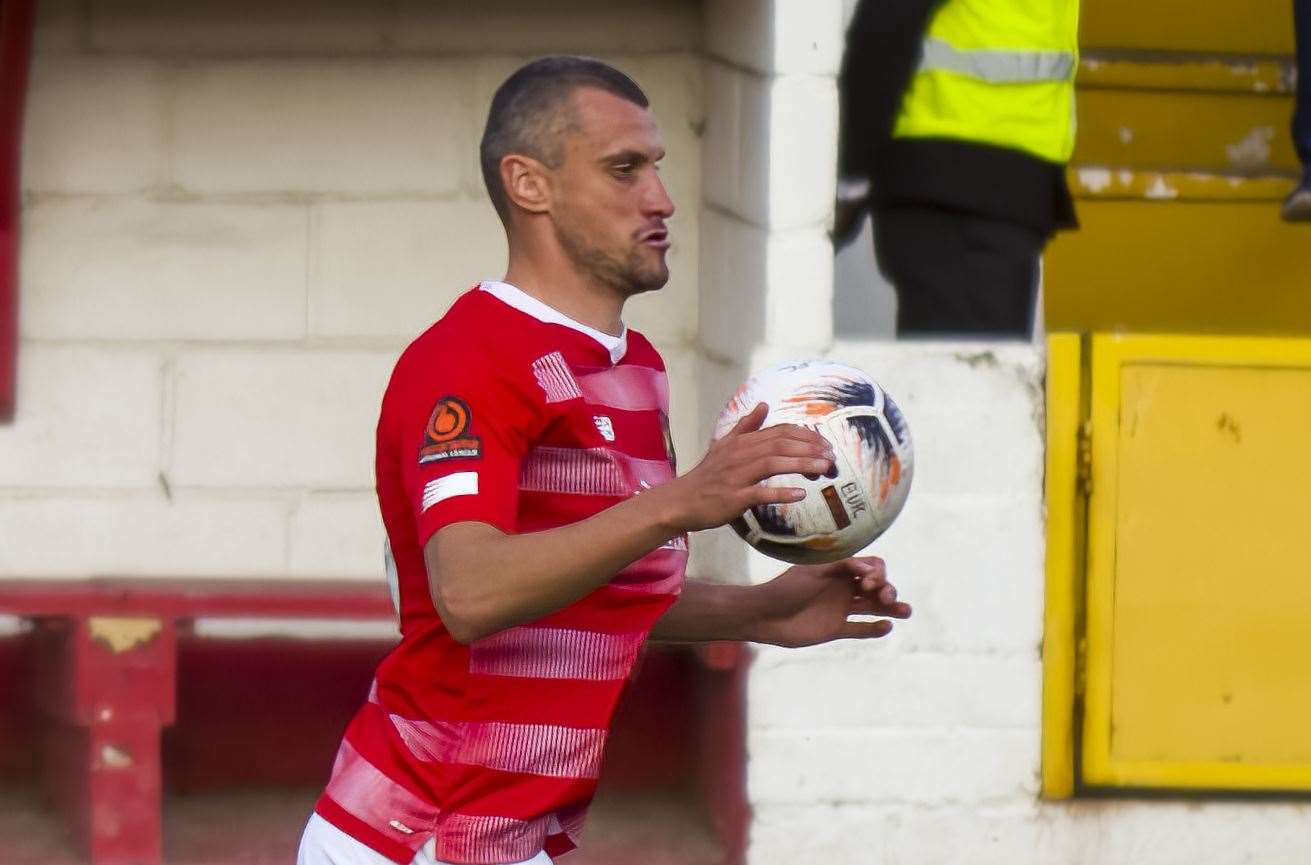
<box><xmin>644</xmin><ymin>172</ymin><xmax>675</xmax><ymax>219</ymax></box>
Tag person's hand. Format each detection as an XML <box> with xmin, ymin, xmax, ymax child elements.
<box><xmin>751</xmin><ymin>556</ymin><xmax>911</xmax><ymax>648</ymax></box>
<box><xmin>831</xmin><ymin>196</ymin><xmax>868</xmax><ymax>250</ymax></box>
<box><xmin>656</xmin><ymin>403</ymin><xmax>833</xmax><ymax>534</ymax></box>
<box><xmin>831</xmin><ymin>176</ymin><xmax>871</xmax><ymax>251</ymax></box>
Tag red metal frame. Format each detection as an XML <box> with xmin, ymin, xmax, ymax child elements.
<box><xmin>32</xmin><ymin>617</ymin><xmax>178</xmax><ymax>865</ymax></box>
<box><xmin>2</xmin><ymin>578</ymin><xmax>395</xmax><ymax>865</ymax></box>
<box><xmin>0</xmin><ymin>576</ymin><xmax>397</xmax><ymax>619</ymax></box>
<box><xmin>0</xmin><ymin>0</ymin><xmax>35</xmax><ymax>422</ymax></box>
<box><xmin>1</xmin><ymin>578</ymin><xmax>752</xmax><ymax>865</ymax></box>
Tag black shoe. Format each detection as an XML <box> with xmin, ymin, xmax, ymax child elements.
<box><xmin>1281</xmin><ymin>171</ymin><xmax>1311</xmax><ymax>221</ymax></box>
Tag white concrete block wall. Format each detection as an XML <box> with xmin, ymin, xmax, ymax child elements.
<box><xmin>694</xmin><ymin>5</ymin><xmax>1311</xmax><ymax>863</ymax></box>
<box><xmin>0</xmin><ymin>492</ymin><xmax>289</xmax><ymax>577</ymax></box>
<box><xmin>168</xmin><ymin>350</ymin><xmax>395</xmax><ymax>489</ymax></box>
<box><xmin>697</xmin><ymin>0</ymin><xmax>841</xmax><ymax>432</ymax></box>
<box><xmin>22</xmin><ymin>56</ymin><xmax>167</xmax><ymax>193</ymax></box>
<box><xmin>388</xmin><ymin>1</ymin><xmax>702</xmax><ymax>55</ymax></box>
<box><xmin>288</xmin><ymin>492</ymin><xmax>387</xmax><ymax>579</ymax></box>
<box><xmin>172</xmin><ymin>62</ymin><xmax>471</xmax><ymax>196</ymax></box>
<box><xmin>5</xmin><ymin>0</ymin><xmax>705</xmax><ymax>584</ymax></box>
<box><xmin>704</xmin><ymin>0</ymin><xmax>844</xmax><ymax>77</ymax></box>
<box><xmin>737</xmin><ymin>341</ymin><xmax>1047</xmax><ymax>861</ymax></box>
<box><xmin>309</xmin><ymin>200</ymin><xmax>507</xmax><ymax>339</ymax></box>
<box><xmin>696</xmin><ymin>0</ymin><xmax>844</xmax><ymax>586</ymax></box>
<box><xmin>12</xmin><ymin>1</ymin><xmax>1311</xmax><ymax>860</ymax></box>
<box><xmin>0</xmin><ymin>346</ymin><xmax>163</xmax><ymax>488</ymax></box>
<box><xmin>735</xmin><ymin>340</ymin><xmax>1311</xmax><ymax>864</ymax></box>
<box><xmin>82</xmin><ymin>0</ymin><xmax>696</xmax><ymax>58</ymax></box>
<box><xmin>22</xmin><ymin>199</ymin><xmax>309</xmax><ymax>340</ymax></box>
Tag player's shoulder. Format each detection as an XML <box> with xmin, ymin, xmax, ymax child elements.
<box><xmin>621</xmin><ymin>327</ymin><xmax>666</xmax><ymax>371</ymax></box>
<box><xmin>399</xmin><ymin>287</ymin><xmax>539</xmax><ymax>371</ymax></box>
<box><xmin>384</xmin><ymin>287</ymin><xmax>547</xmax><ymax>415</ymax></box>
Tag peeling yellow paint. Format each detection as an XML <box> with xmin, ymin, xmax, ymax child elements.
<box><xmin>1079</xmin><ymin>58</ymin><xmax>1293</xmax><ymax>95</ymax></box>
<box><xmin>1066</xmin><ymin>167</ymin><xmax>1295</xmax><ymax>202</ymax></box>
<box><xmin>1143</xmin><ymin>175</ymin><xmax>1179</xmax><ymax>200</ymax></box>
<box><xmin>1225</xmin><ymin>126</ymin><xmax>1276</xmax><ymax>170</ymax></box>
<box><xmin>1075</xmin><ymin>89</ymin><xmax>1299</xmax><ymax>175</ymax></box>
<box><xmin>88</xmin><ymin>617</ymin><xmax>162</xmax><ymax>653</ymax></box>
<box><xmin>1076</xmin><ymin>167</ymin><xmax>1112</xmax><ymax>193</ymax></box>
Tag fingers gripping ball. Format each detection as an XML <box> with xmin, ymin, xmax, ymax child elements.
<box><xmin>713</xmin><ymin>360</ymin><xmax>914</xmax><ymax>564</ymax></box>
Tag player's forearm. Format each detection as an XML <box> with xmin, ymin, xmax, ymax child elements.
<box><xmin>427</xmin><ymin>485</ymin><xmax>684</xmax><ymax>644</ymax></box>
<box><xmin>648</xmin><ymin>580</ymin><xmax>771</xmax><ymax>643</ymax></box>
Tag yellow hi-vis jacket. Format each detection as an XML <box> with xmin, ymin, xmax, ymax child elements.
<box><xmin>892</xmin><ymin>0</ymin><xmax>1079</xmax><ymax>164</ymax></box>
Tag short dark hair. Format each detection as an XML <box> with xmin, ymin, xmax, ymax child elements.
<box><xmin>479</xmin><ymin>56</ymin><xmax>649</xmax><ymax>222</ymax></box>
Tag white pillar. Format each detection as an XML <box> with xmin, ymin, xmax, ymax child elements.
<box><xmin>693</xmin><ymin>0</ymin><xmax>846</xmax><ymax>584</ymax></box>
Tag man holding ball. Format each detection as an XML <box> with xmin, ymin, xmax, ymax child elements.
<box><xmin>298</xmin><ymin>56</ymin><xmax>911</xmax><ymax>865</ymax></box>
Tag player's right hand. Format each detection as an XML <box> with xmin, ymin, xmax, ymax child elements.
<box><xmin>658</xmin><ymin>402</ymin><xmax>834</xmax><ymax>533</ymax></box>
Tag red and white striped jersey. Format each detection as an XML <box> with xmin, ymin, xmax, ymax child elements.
<box><xmin>314</xmin><ymin>282</ymin><xmax>687</xmax><ymax>865</ymax></box>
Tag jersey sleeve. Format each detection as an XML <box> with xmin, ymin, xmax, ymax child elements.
<box><xmin>397</xmin><ymin>348</ymin><xmax>545</xmax><ymax>545</ymax></box>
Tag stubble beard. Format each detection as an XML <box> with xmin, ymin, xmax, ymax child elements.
<box><xmin>554</xmin><ymin>218</ymin><xmax>669</xmax><ymax>299</ymax></box>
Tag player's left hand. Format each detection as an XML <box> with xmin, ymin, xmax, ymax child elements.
<box><xmin>752</xmin><ymin>556</ymin><xmax>911</xmax><ymax>648</ymax></box>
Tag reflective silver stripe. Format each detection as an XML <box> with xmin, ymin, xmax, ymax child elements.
<box><xmin>918</xmin><ymin>36</ymin><xmax>1074</xmax><ymax>83</ymax></box>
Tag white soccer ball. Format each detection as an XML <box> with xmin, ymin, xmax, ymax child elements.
<box><xmin>713</xmin><ymin>360</ymin><xmax>914</xmax><ymax>564</ymax></box>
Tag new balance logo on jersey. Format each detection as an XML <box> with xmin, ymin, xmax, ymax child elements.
<box><xmin>593</xmin><ymin>415</ymin><xmax>615</xmax><ymax>442</ymax></box>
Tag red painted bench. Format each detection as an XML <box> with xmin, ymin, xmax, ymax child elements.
<box><xmin>0</xmin><ymin>578</ymin><xmax>747</xmax><ymax>865</ymax></box>
<box><xmin>1</xmin><ymin>579</ymin><xmax>395</xmax><ymax>865</ymax></box>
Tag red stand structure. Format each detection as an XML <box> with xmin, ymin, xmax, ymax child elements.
<box><xmin>0</xmin><ymin>0</ymin><xmax>35</xmax><ymax>422</ymax></box>
<box><xmin>0</xmin><ymin>579</ymin><xmax>750</xmax><ymax>865</ymax></box>
<box><xmin>34</xmin><ymin>618</ymin><xmax>178</xmax><ymax>865</ymax></box>
<box><xmin>4</xmin><ymin>579</ymin><xmax>395</xmax><ymax>865</ymax></box>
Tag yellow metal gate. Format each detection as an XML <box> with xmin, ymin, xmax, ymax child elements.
<box><xmin>1044</xmin><ymin>334</ymin><xmax>1311</xmax><ymax>794</ymax></box>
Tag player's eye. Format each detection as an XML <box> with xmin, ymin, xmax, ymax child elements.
<box><xmin>612</xmin><ymin>163</ymin><xmax>636</xmax><ymax>180</ymax></box>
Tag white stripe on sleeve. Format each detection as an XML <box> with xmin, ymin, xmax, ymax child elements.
<box><xmin>421</xmin><ymin>472</ymin><xmax>479</xmax><ymax>512</ymax></box>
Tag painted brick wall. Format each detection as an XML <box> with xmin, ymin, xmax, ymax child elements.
<box><xmin>8</xmin><ymin>1</ymin><xmax>1311</xmax><ymax>862</ymax></box>
<box><xmin>4</xmin><ymin>0</ymin><xmax>704</xmax><ymax>581</ymax></box>
<box><xmin>699</xmin><ymin>5</ymin><xmax>1311</xmax><ymax>864</ymax></box>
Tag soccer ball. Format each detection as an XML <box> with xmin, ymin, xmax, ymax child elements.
<box><xmin>713</xmin><ymin>360</ymin><xmax>914</xmax><ymax>565</ymax></box>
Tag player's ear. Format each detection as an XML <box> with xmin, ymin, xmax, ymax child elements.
<box><xmin>501</xmin><ymin>154</ymin><xmax>551</xmax><ymax>215</ymax></box>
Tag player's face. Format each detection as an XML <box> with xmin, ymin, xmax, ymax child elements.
<box><xmin>550</xmin><ymin>88</ymin><xmax>675</xmax><ymax>297</ymax></box>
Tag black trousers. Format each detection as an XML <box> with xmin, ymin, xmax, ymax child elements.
<box><xmin>872</xmin><ymin>205</ymin><xmax>1045</xmax><ymax>337</ymax></box>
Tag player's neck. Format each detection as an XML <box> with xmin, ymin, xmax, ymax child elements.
<box><xmin>502</xmin><ymin>254</ymin><xmax>625</xmax><ymax>338</ymax></box>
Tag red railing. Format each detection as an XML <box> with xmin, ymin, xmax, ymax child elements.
<box><xmin>0</xmin><ymin>0</ymin><xmax>35</xmax><ymax>422</ymax></box>
<box><xmin>0</xmin><ymin>578</ymin><xmax>751</xmax><ymax>865</ymax></box>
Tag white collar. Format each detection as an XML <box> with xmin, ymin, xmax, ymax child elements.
<box><xmin>479</xmin><ymin>280</ymin><xmax>628</xmax><ymax>365</ymax></box>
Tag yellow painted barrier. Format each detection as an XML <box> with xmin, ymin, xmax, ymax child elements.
<box><xmin>1079</xmin><ymin>57</ymin><xmax>1294</xmax><ymax>96</ymax></box>
<box><xmin>1075</xmin><ymin>89</ymin><xmax>1299</xmax><ymax>176</ymax></box>
<box><xmin>1041</xmin><ymin>333</ymin><xmax>1085</xmax><ymax>799</ymax></box>
<box><xmin>1082</xmin><ymin>334</ymin><xmax>1311</xmax><ymax>790</ymax></box>
<box><xmin>1045</xmin><ymin>201</ymin><xmax>1311</xmax><ymax>336</ymax></box>
<box><xmin>1081</xmin><ymin>0</ymin><xmax>1295</xmax><ymax>54</ymax></box>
